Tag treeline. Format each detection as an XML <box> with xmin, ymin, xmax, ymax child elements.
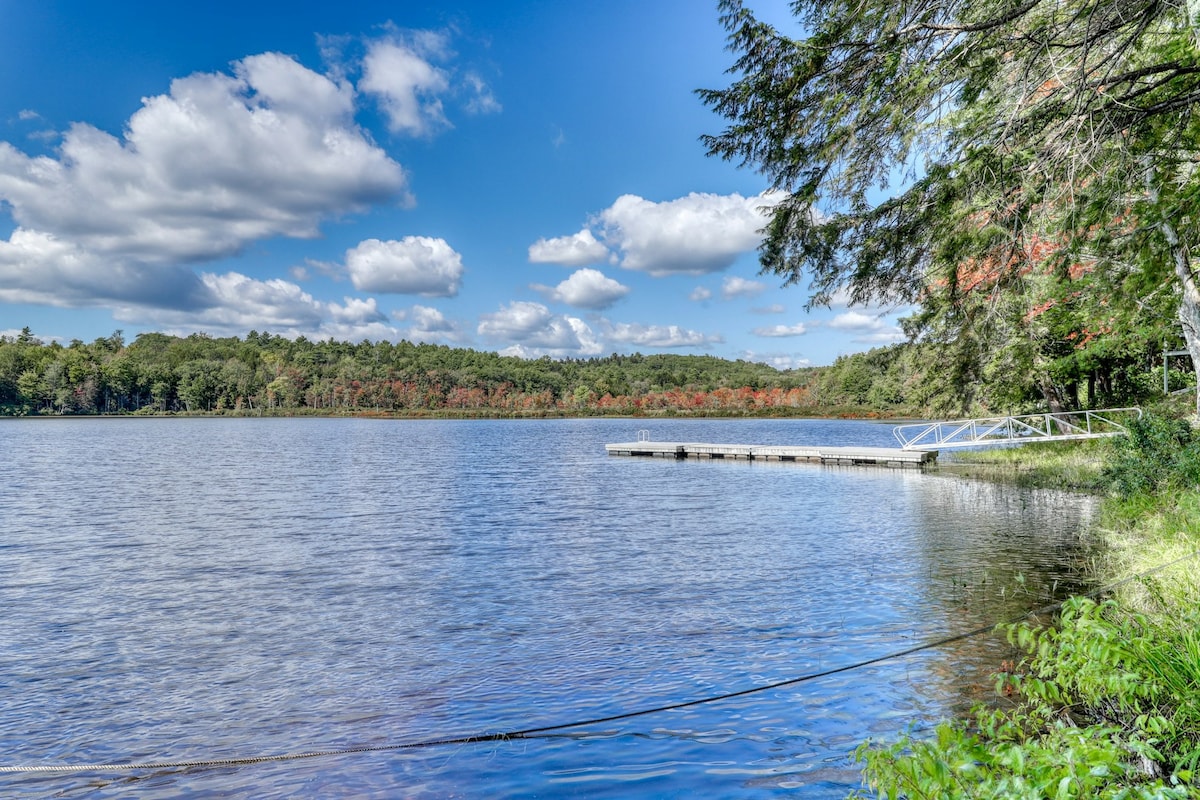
<box><xmin>815</xmin><ymin>331</ymin><xmax>1191</xmax><ymax>418</ymax></box>
<box><xmin>1</xmin><ymin>320</ymin><xmax>1187</xmax><ymax>418</ymax></box>
<box><xmin>0</xmin><ymin>328</ymin><xmax>825</xmax><ymax>416</ymax></box>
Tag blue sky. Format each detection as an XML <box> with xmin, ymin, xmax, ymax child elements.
<box><xmin>0</xmin><ymin>1</ymin><xmax>907</xmax><ymax>368</ymax></box>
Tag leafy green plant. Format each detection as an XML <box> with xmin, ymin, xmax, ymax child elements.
<box><xmin>852</xmin><ymin>598</ymin><xmax>1200</xmax><ymax>798</ymax></box>
<box><xmin>1104</xmin><ymin>414</ymin><xmax>1200</xmax><ymax>497</ymax></box>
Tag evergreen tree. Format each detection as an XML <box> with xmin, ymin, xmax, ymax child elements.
<box><xmin>700</xmin><ymin>0</ymin><xmax>1200</xmax><ymax>411</ymax></box>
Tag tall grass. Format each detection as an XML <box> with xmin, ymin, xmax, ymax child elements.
<box><xmin>939</xmin><ymin>439</ymin><xmax>1109</xmax><ymax>490</ymax></box>
<box><xmin>855</xmin><ymin>599</ymin><xmax>1200</xmax><ymax>798</ymax></box>
<box><xmin>852</xmin><ymin>413</ymin><xmax>1200</xmax><ymax>798</ymax></box>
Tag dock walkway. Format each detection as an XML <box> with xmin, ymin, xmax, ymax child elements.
<box><xmin>605</xmin><ymin>441</ymin><xmax>936</xmax><ymax>469</ymax></box>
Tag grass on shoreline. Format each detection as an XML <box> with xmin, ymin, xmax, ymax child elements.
<box><xmin>853</xmin><ymin>418</ymin><xmax>1200</xmax><ymax>798</ymax></box>
<box><xmin>935</xmin><ymin>438</ymin><xmax>1110</xmax><ymax>491</ymax></box>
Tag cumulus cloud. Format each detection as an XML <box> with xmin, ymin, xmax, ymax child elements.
<box><xmin>360</xmin><ymin>39</ymin><xmax>451</xmax><ymax>136</ymax></box>
<box><xmin>527</xmin><ymin>228</ymin><xmax>609</xmax><ymax>267</ymax></box>
<box><xmin>532</xmin><ymin>268</ymin><xmax>629</xmax><ymax>310</ymax></box>
<box><xmin>0</xmin><ymin>228</ymin><xmax>212</xmax><ymax>308</ymax></box>
<box><xmin>753</xmin><ymin>303</ymin><xmax>786</xmax><ymax>314</ymax></box>
<box><xmin>478</xmin><ymin>300</ymin><xmax>602</xmax><ymax>357</ymax></box>
<box><xmin>824</xmin><ymin>286</ymin><xmax>858</xmax><ymax>309</ymax></box>
<box><xmin>345</xmin><ymin>237</ymin><xmax>464</xmax><ymax>297</ymax></box>
<box><xmin>828</xmin><ymin>310</ymin><xmax>905</xmax><ymax>344</ymax></box>
<box><xmin>822</xmin><ymin>285</ymin><xmax>915</xmax><ymax>324</ymax></box>
<box><xmin>476</xmin><ymin>302</ymin><xmax>723</xmax><ymax>355</ymax></box>
<box><xmin>828</xmin><ymin>311</ymin><xmax>886</xmax><ymax>332</ymax></box>
<box><xmin>742</xmin><ymin>351</ymin><xmax>811</xmax><ymax>370</ymax></box>
<box><xmin>394</xmin><ymin>304</ymin><xmax>465</xmax><ymax>344</ymax></box>
<box><xmin>601</xmin><ymin>321</ymin><xmax>723</xmax><ymax>349</ymax></box>
<box><xmin>597</xmin><ymin>190</ymin><xmax>780</xmax><ymax>276</ymax></box>
<box><xmin>356</xmin><ymin>29</ymin><xmax>500</xmax><ymax>136</ymax></box>
<box><xmin>328</xmin><ymin>296</ymin><xmax>388</xmax><ymax>326</ymax></box>
<box><xmin>721</xmin><ymin>276</ymin><xmax>766</xmax><ymax>299</ymax></box>
<box><xmin>855</xmin><ymin>331</ymin><xmax>908</xmax><ymax>345</ymax></box>
<box><xmin>689</xmin><ymin>286</ymin><xmax>713</xmax><ymax>302</ymax></box>
<box><xmin>0</xmin><ymin>53</ymin><xmax>406</xmax><ymax>269</ymax></box>
<box><xmin>752</xmin><ymin>322</ymin><xmax>809</xmax><ymax>337</ymax></box>
<box><xmin>0</xmin><ymin>29</ymin><xmax>508</xmax><ymax>344</ymax></box>
<box><xmin>118</xmin><ymin>271</ymin><xmax>391</xmax><ymax>339</ymax></box>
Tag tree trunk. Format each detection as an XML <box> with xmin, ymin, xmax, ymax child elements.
<box><xmin>1159</xmin><ymin>217</ymin><xmax>1200</xmax><ymax>417</ymax></box>
<box><xmin>1039</xmin><ymin>378</ymin><xmax>1066</xmax><ymax>413</ymax></box>
<box><xmin>1177</xmin><ymin>294</ymin><xmax>1200</xmax><ymax>418</ymax></box>
<box><xmin>1148</xmin><ymin>159</ymin><xmax>1200</xmax><ymax>416</ymax></box>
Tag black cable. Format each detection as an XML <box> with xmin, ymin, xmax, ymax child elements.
<box><xmin>3</xmin><ymin>548</ymin><xmax>1196</xmax><ymax>774</ymax></box>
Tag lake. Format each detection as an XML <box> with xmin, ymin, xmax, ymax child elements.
<box><xmin>0</xmin><ymin>417</ymin><xmax>1099</xmax><ymax>798</ymax></box>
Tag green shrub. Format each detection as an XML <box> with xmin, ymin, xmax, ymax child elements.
<box><xmin>852</xmin><ymin>598</ymin><xmax>1200</xmax><ymax>799</ymax></box>
<box><xmin>1104</xmin><ymin>414</ymin><xmax>1200</xmax><ymax>497</ymax></box>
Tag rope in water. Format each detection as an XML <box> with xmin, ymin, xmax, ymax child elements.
<box><xmin>4</xmin><ymin>549</ymin><xmax>1197</xmax><ymax>775</ymax></box>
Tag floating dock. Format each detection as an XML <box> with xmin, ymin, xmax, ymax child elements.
<box><xmin>605</xmin><ymin>441</ymin><xmax>937</xmax><ymax>469</ymax></box>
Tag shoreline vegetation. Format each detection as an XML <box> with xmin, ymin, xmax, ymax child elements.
<box><xmin>2</xmin><ymin>327</ymin><xmax>1185</xmax><ymax>422</ymax></box>
<box><xmin>8</xmin><ymin>327</ymin><xmax>1200</xmax><ymax>796</ymax></box>
<box><xmin>694</xmin><ymin>0</ymin><xmax>1200</xmax><ymax>786</ymax></box>
<box><xmin>853</xmin><ymin>401</ymin><xmax>1200</xmax><ymax>798</ymax></box>
<box><xmin>0</xmin><ymin>328</ymin><xmax>896</xmax><ymax>420</ymax></box>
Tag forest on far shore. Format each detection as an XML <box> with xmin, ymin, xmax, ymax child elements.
<box><xmin>0</xmin><ymin>322</ymin><xmax>1191</xmax><ymax>418</ymax></box>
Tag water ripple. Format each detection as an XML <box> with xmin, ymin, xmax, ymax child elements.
<box><xmin>0</xmin><ymin>417</ymin><xmax>1099</xmax><ymax>798</ymax></box>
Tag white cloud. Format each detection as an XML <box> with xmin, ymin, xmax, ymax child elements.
<box><xmin>721</xmin><ymin>275</ymin><xmax>766</xmax><ymax>299</ymax></box>
<box><xmin>532</xmin><ymin>268</ymin><xmax>629</xmax><ymax>310</ymax></box>
<box><xmin>478</xmin><ymin>300</ymin><xmax>602</xmax><ymax>357</ymax></box>
<box><xmin>0</xmin><ymin>52</ymin><xmax>406</xmax><ymax>281</ymax></box>
<box><xmin>689</xmin><ymin>286</ymin><xmax>713</xmax><ymax>302</ymax></box>
<box><xmin>828</xmin><ymin>311</ymin><xmax>885</xmax><ymax>332</ymax></box>
<box><xmin>476</xmin><ymin>303</ymin><xmax>723</xmax><ymax>355</ymax></box>
<box><xmin>0</xmin><ymin>228</ymin><xmax>211</xmax><ymax>308</ymax></box>
<box><xmin>854</xmin><ymin>330</ymin><xmax>908</xmax><ymax>345</ymax></box>
<box><xmin>394</xmin><ymin>304</ymin><xmax>465</xmax><ymax>344</ymax></box>
<box><xmin>315</xmin><ymin>321</ymin><xmax>412</xmax><ymax>342</ymax></box>
<box><xmin>752</xmin><ymin>322</ymin><xmax>809</xmax><ymax>337</ymax></box>
<box><xmin>359</xmin><ymin>39</ymin><xmax>451</xmax><ymax>136</ymax></box>
<box><xmin>116</xmin><ymin>271</ymin><xmax>390</xmax><ymax>339</ymax></box>
<box><xmin>741</xmin><ymin>351</ymin><xmax>811</xmax><ymax>370</ymax></box>
<box><xmin>328</xmin><ymin>296</ymin><xmax>387</xmax><ymax>325</ymax></box>
<box><xmin>753</xmin><ymin>303</ymin><xmax>786</xmax><ymax>314</ymax></box>
<box><xmin>290</xmin><ymin>258</ymin><xmax>341</xmax><ymax>282</ymax></box>
<box><xmin>597</xmin><ymin>190</ymin><xmax>780</xmax><ymax>276</ymax></box>
<box><xmin>828</xmin><ymin>310</ymin><xmax>905</xmax><ymax>345</ymax></box>
<box><xmin>602</xmin><ymin>321</ymin><xmax>723</xmax><ymax>349</ymax></box>
<box><xmin>355</xmin><ymin>29</ymin><xmax>500</xmax><ymax>136</ymax></box>
<box><xmin>527</xmin><ymin>228</ymin><xmax>609</xmax><ymax>267</ymax></box>
<box><xmin>345</xmin><ymin>237</ymin><xmax>464</xmax><ymax>297</ymax></box>
<box><xmin>462</xmin><ymin>72</ymin><xmax>502</xmax><ymax>115</ymax></box>
<box><xmin>825</xmin><ymin>286</ymin><xmax>857</xmax><ymax>308</ymax></box>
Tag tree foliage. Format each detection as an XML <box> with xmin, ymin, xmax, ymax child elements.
<box><xmin>0</xmin><ymin>329</ymin><xmax>830</xmax><ymax>417</ymax></box>
<box><xmin>0</xmin><ymin>324</ymin><xmax>1183</xmax><ymax>419</ymax></box>
<box><xmin>856</xmin><ymin>598</ymin><xmax>1200</xmax><ymax>798</ymax></box>
<box><xmin>700</xmin><ymin>0</ymin><xmax>1200</xmax><ymax>410</ymax></box>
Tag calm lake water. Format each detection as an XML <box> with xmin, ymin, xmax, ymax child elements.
<box><xmin>0</xmin><ymin>417</ymin><xmax>1099</xmax><ymax>798</ymax></box>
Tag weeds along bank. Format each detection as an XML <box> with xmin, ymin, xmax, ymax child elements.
<box><xmin>853</xmin><ymin>412</ymin><xmax>1200</xmax><ymax>799</ymax></box>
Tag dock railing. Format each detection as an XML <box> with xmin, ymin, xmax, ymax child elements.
<box><xmin>893</xmin><ymin>407</ymin><xmax>1143</xmax><ymax>451</ymax></box>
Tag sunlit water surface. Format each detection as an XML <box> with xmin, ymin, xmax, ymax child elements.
<box><xmin>0</xmin><ymin>417</ymin><xmax>1100</xmax><ymax>798</ymax></box>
